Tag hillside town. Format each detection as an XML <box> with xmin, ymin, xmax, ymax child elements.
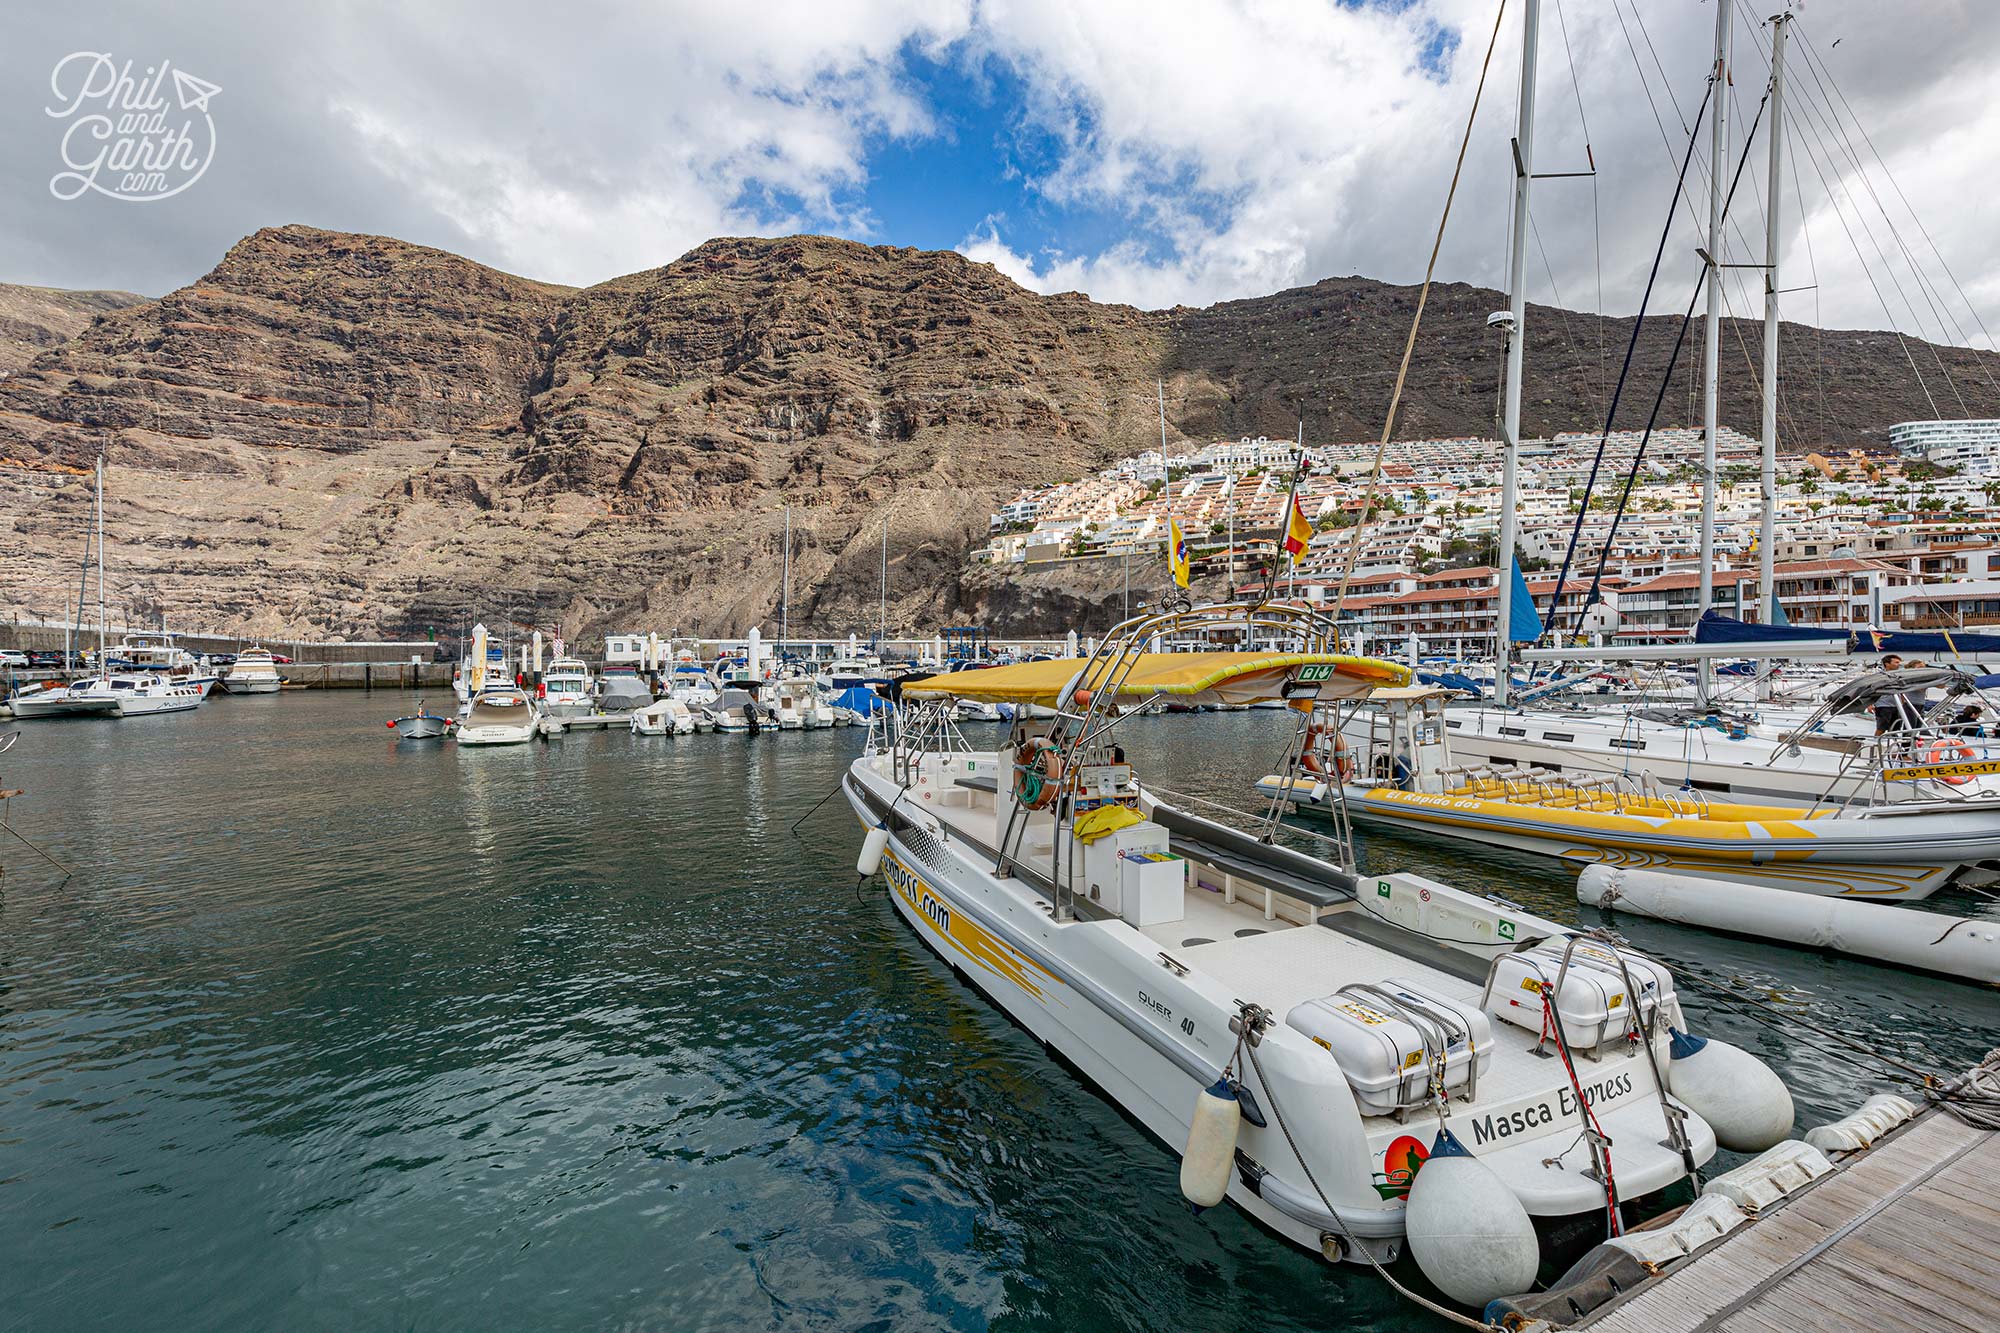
<box><xmin>977</xmin><ymin>419</ymin><xmax>2000</xmax><ymax>652</ymax></box>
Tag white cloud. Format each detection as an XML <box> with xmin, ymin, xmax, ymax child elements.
<box><xmin>2</xmin><ymin>0</ymin><xmax>1996</xmax><ymax>351</ymax></box>
<box><xmin>952</xmin><ymin>0</ymin><xmax>2000</xmax><ymax>346</ymax></box>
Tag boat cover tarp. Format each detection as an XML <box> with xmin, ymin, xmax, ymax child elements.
<box><xmin>1694</xmin><ymin>610</ymin><xmax>2000</xmax><ymax>657</ymax></box>
<box><xmin>900</xmin><ymin>651</ymin><xmax>1410</xmax><ymax>707</ymax></box>
<box><xmin>1417</xmin><ymin>669</ymin><xmax>1487</xmax><ymax>696</ymax></box>
<box><xmin>1692</xmin><ymin>611</ymin><xmax>1847</xmax><ymax>645</ymax></box>
<box><xmin>830</xmin><ymin>685</ymin><xmax>889</xmax><ymax>716</ymax></box>
<box><xmin>1820</xmin><ymin>667</ymin><xmax>1963</xmax><ymax>715</ymax></box>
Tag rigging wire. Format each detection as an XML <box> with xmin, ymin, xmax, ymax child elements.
<box><xmin>1792</xmin><ymin>23</ymin><xmax>2000</xmax><ymax>395</ymax></box>
<box><xmin>1567</xmin><ymin>90</ymin><xmax>1777</xmax><ymax>639</ymax></box>
<box><xmin>1776</xmin><ymin>66</ymin><xmax>1941</xmax><ymax>418</ymax></box>
<box><xmin>1534</xmin><ymin>78</ymin><xmax>1717</xmax><ymax>643</ymax></box>
<box><xmin>1548</xmin><ymin>0</ymin><xmax>1607</xmax><ymax>419</ymax></box>
<box><xmin>1778</xmin><ymin>9</ymin><xmax>1983</xmax><ymax>410</ymax></box>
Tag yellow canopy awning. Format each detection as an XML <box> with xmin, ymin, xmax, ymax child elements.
<box><xmin>901</xmin><ymin>651</ymin><xmax>1411</xmax><ymax>707</ymax></box>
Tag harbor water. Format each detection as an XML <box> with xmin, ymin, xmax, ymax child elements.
<box><xmin>5</xmin><ymin>694</ymin><xmax>1998</xmax><ymax>1329</ymax></box>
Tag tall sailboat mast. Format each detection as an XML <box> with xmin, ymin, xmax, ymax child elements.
<box><xmin>780</xmin><ymin>505</ymin><xmax>791</xmax><ymax>652</ymax></box>
<box><xmin>1698</xmin><ymin>0</ymin><xmax>1732</xmax><ymax>703</ymax></box>
<box><xmin>1758</xmin><ymin>11</ymin><xmax>1791</xmax><ymax>693</ymax></box>
<box><xmin>95</xmin><ymin>452</ymin><xmax>106</xmax><ymax>669</ymax></box>
<box><xmin>1493</xmin><ymin>0</ymin><xmax>1539</xmax><ymax>707</ymax></box>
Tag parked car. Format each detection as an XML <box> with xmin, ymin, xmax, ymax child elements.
<box><xmin>271</xmin><ymin>653</ymin><xmax>294</xmax><ymax>664</ymax></box>
<box><xmin>0</xmin><ymin>650</ymin><xmax>28</xmax><ymax>668</ymax></box>
<box><xmin>27</xmin><ymin>651</ymin><xmax>66</xmax><ymax>668</ymax></box>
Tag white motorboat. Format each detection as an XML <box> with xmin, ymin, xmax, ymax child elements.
<box><xmin>457</xmin><ymin>686</ymin><xmax>539</xmax><ymax>746</ymax></box>
<box><xmin>540</xmin><ymin>656</ymin><xmax>597</xmax><ymax>718</ymax></box>
<box><xmin>595</xmin><ymin>666</ymin><xmax>653</xmax><ymax>713</ymax></box>
<box><xmin>707</xmin><ymin>687</ymin><xmax>768</xmax><ymax>734</ymax></box>
<box><xmin>390</xmin><ymin>699</ymin><xmax>455</xmax><ymax>740</ymax></box>
<box><xmin>68</xmin><ymin>673</ymin><xmax>204</xmax><ymax>717</ymax></box>
<box><xmin>1410</xmin><ymin>666</ymin><xmax>2000</xmax><ymax>808</ymax></box>
<box><xmin>665</xmin><ymin>663</ymin><xmax>720</xmax><ymax>725</ymax></box>
<box><xmin>1266</xmin><ymin>686</ymin><xmax>2000</xmax><ymax>900</ymax></box>
<box><xmin>8</xmin><ymin>680</ymin><xmax>121</xmax><ymax>719</ymax></box>
<box><xmin>630</xmin><ymin>698</ymin><xmax>696</xmax><ymax>735</ymax></box>
<box><xmin>848</xmin><ymin>603</ymin><xmax>1793</xmax><ymax>1311</ymax></box>
<box><xmin>220</xmin><ymin>646</ymin><xmax>283</xmax><ymax>694</ymax></box>
<box><xmin>771</xmin><ymin>677</ymin><xmax>832</xmax><ymax>729</ymax></box>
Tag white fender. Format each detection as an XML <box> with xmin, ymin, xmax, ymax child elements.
<box><xmin>856</xmin><ymin>825</ymin><xmax>890</xmax><ymax>877</ymax></box>
<box><xmin>1405</xmin><ymin>1124</ymin><xmax>1539</xmax><ymax>1307</ymax></box>
<box><xmin>1180</xmin><ymin>1079</ymin><xmax>1241</xmax><ymax>1209</ymax></box>
<box><xmin>1666</xmin><ymin>1030</ymin><xmax>1793</xmax><ymax>1152</ymax></box>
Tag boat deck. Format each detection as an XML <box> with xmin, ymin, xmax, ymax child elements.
<box><xmin>1582</xmin><ymin>1106</ymin><xmax>2000</xmax><ymax>1332</ymax></box>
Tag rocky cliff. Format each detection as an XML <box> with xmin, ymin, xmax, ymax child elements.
<box><xmin>0</xmin><ymin>282</ymin><xmax>148</xmax><ymax>374</ymax></box>
<box><xmin>0</xmin><ymin>225</ymin><xmax>1992</xmax><ymax>642</ymax></box>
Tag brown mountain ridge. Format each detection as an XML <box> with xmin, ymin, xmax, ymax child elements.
<box><xmin>0</xmin><ymin>224</ymin><xmax>1992</xmax><ymax>641</ymax></box>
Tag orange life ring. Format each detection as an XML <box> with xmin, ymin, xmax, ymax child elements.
<box><xmin>1301</xmin><ymin>722</ymin><xmax>1353</xmax><ymax>780</ymax></box>
<box><xmin>1924</xmin><ymin>740</ymin><xmax>1978</xmax><ymax>784</ymax></box>
<box><xmin>1013</xmin><ymin>737</ymin><xmax>1065</xmax><ymax>810</ymax></box>
<box><xmin>1301</xmin><ymin>728</ymin><xmax>1327</xmax><ymax>776</ymax></box>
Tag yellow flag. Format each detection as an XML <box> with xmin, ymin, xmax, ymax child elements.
<box><xmin>1168</xmin><ymin>518</ymin><xmax>1190</xmax><ymax>588</ymax></box>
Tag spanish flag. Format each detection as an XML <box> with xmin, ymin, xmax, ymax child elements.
<box><xmin>1168</xmin><ymin>518</ymin><xmax>1190</xmax><ymax>588</ymax></box>
<box><xmin>1283</xmin><ymin>495</ymin><xmax>1313</xmax><ymax>558</ymax></box>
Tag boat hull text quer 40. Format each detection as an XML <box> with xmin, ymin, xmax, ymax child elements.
<box><xmin>844</xmin><ymin>609</ymin><xmax>1791</xmax><ymax>1312</ymax></box>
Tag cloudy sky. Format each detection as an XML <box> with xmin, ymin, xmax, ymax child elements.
<box><xmin>3</xmin><ymin>0</ymin><xmax>1996</xmax><ymax>346</ymax></box>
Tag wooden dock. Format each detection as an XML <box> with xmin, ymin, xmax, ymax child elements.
<box><xmin>1582</xmin><ymin>1105</ymin><xmax>1999</xmax><ymax>1332</ymax></box>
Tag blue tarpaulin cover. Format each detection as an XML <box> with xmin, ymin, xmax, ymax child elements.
<box><xmin>1692</xmin><ymin>610</ymin><xmax>2000</xmax><ymax>657</ymax></box>
<box><xmin>830</xmin><ymin>685</ymin><xmax>890</xmax><ymax>716</ymax></box>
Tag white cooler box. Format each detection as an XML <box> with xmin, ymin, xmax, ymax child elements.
<box><xmin>1286</xmin><ymin>978</ymin><xmax>1493</xmax><ymax>1118</ymax></box>
<box><xmin>1485</xmin><ymin>937</ymin><xmax>1677</xmax><ymax>1051</ymax></box>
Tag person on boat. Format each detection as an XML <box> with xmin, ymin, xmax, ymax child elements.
<box><xmin>1873</xmin><ymin>654</ymin><xmax>1905</xmax><ymax>735</ymax></box>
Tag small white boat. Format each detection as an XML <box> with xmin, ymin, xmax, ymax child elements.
<box><xmin>631</xmin><ymin>698</ymin><xmax>696</xmax><ymax>735</ymax></box>
<box><xmin>596</xmin><ymin>667</ymin><xmax>653</xmax><ymax>713</ymax></box>
<box><xmin>708</xmin><ymin>687</ymin><xmax>768</xmax><ymax>734</ymax></box>
<box><xmin>457</xmin><ymin>686</ymin><xmax>539</xmax><ymax>746</ymax></box>
<box><xmin>390</xmin><ymin>699</ymin><xmax>455</xmax><ymax>740</ymax></box>
<box><xmin>540</xmin><ymin>656</ymin><xmax>596</xmax><ymax>718</ymax></box>
<box><xmin>221</xmin><ymin>646</ymin><xmax>283</xmax><ymax>694</ymax></box>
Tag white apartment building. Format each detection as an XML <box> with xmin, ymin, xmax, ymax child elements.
<box><xmin>1890</xmin><ymin>419</ymin><xmax>2000</xmax><ymax>469</ymax></box>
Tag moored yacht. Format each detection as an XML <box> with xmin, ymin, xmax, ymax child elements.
<box><xmin>540</xmin><ymin>656</ymin><xmax>596</xmax><ymax>718</ymax></box>
<box><xmin>1269</xmin><ymin>685</ymin><xmax>2000</xmax><ymax>900</ymax></box>
<box><xmin>457</xmin><ymin>685</ymin><xmax>539</xmax><ymax>746</ymax></box>
<box><xmin>844</xmin><ymin>602</ymin><xmax>1796</xmax><ymax>1310</ymax></box>
<box><xmin>1398</xmin><ymin>665</ymin><xmax>2000</xmax><ymax>808</ymax></box>
<box><xmin>220</xmin><ymin>646</ymin><xmax>283</xmax><ymax>694</ymax></box>
<box><xmin>68</xmin><ymin>672</ymin><xmax>204</xmax><ymax>717</ymax></box>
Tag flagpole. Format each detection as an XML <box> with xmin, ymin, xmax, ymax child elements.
<box><xmin>1264</xmin><ymin>429</ymin><xmax>1308</xmax><ymax>605</ymax></box>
